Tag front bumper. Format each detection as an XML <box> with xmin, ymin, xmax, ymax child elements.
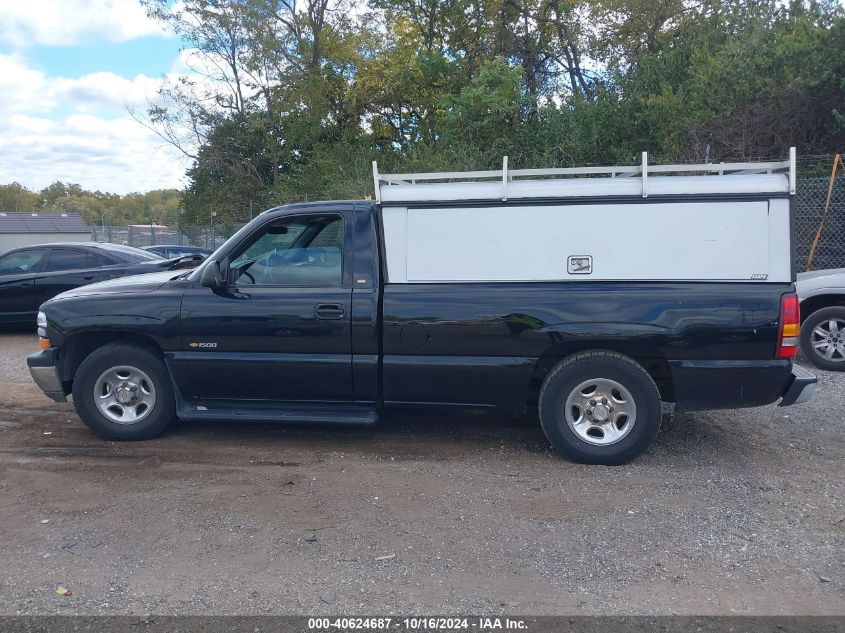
<box><xmin>778</xmin><ymin>364</ymin><xmax>816</xmax><ymax>406</ymax></box>
<box><xmin>27</xmin><ymin>348</ymin><xmax>66</xmax><ymax>403</ymax></box>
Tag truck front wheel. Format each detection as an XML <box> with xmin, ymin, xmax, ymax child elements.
<box><xmin>538</xmin><ymin>351</ymin><xmax>662</xmax><ymax>465</ymax></box>
<box><xmin>72</xmin><ymin>343</ymin><xmax>176</xmax><ymax>440</ymax></box>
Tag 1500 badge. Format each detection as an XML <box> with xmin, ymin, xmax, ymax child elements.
<box><xmin>188</xmin><ymin>342</ymin><xmax>218</xmax><ymax>348</ymax></box>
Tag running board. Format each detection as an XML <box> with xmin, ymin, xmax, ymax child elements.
<box><xmin>179</xmin><ymin>401</ymin><xmax>378</xmax><ymax>426</ymax></box>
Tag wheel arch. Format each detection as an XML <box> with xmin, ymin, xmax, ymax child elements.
<box><xmin>529</xmin><ymin>341</ymin><xmax>673</xmax><ymax>407</ymax></box>
<box><xmin>799</xmin><ymin>293</ymin><xmax>845</xmax><ymax>323</ymax></box>
<box><xmin>59</xmin><ymin>330</ymin><xmax>165</xmax><ymax>386</ymax></box>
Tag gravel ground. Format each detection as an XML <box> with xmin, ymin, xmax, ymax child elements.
<box><xmin>0</xmin><ymin>332</ymin><xmax>843</xmax><ymax>615</ymax></box>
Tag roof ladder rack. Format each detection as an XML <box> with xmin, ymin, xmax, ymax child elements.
<box><xmin>372</xmin><ymin>148</ymin><xmax>796</xmax><ymax>203</ymax></box>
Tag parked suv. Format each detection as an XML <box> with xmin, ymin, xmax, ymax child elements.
<box><xmin>797</xmin><ymin>267</ymin><xmax>845</xmax><ymax>370</ymax></box>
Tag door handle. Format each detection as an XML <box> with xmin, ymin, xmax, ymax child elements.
<box><xmin>314</xmin><ymin>304</ymin><xmax>345</xmax><ymax>319</ymax></box>
<box><xmin>82</xmin><ymin>276</ymin><xmax>95</xmax><ymax>281</ymax></box>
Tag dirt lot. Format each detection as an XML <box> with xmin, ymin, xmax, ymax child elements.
<box><xmin>0</xmin><ymin>332</ymin><xmax>843</xmax><ymax>615</ymax></box>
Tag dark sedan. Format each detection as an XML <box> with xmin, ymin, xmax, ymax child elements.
<box><xmin>0</xmin><ymin>242</ymin><xmax>193</xmax><ymax>326</ymax></box>
<box><xmin>141</xmin><ymin>244</ymin><xmax>212</xmax><ymax>259</ymax></box>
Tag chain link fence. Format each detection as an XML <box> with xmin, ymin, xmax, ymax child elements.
<box><xmin>89</xmin><ymin>155</ymin><xmax>845</xmax><ymax>272</ymax></box>
<box><xmin>92</xmin><ymin>223</ymin><xmax>243</xmax><ymax>251</ymax></box>
<box><xmin>794</xmin><ymin>155</ymin><xmax>845</xmax><ymax>272</ymax></box>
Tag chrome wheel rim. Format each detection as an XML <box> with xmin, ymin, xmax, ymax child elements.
<box><xmin>811</xmin><ymin>318</ymin><xmax>845</xmax><ymax>363</ymax></box>
<box><xmin>93</xmin><ymin>365</ymin><xmax>156</xmax><ymax>425</ymax></box>
<box><xmin>564</xmin><ymin>378</ymin><xmax>637</xmax><ymax>446</ymax></box>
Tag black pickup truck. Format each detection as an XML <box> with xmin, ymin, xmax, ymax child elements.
<box><xmin>27</xmin><ymin>199</ymin><xmax>816</xmax><ymax>464</ymax></box>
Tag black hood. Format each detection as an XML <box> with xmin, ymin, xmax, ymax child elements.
<box><xmin>46</xmin><ymin>270</ymin><xmax>180</xmax><ymax>301</ymax></box>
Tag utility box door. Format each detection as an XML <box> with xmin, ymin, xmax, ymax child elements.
<box><xmin>381</xmin><ymin>200</ymin><xmax>789</xmax><ymax>283</ymax></box>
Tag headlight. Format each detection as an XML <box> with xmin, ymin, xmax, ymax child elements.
<box><xmin>37</xmin><ymin>311</ymin><xmax>47</xmax><ymax>339</ymax></box>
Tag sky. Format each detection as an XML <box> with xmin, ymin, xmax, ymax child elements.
<box><xmin>0</xmin><ymin>0</ymin><xmax>192</xmax><ymax>194</ymax></box>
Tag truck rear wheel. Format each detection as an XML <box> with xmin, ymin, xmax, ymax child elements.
<box><xmin>72</xmin><ymin>343</ymin><xmax>175</xmax><ymax>440</ymax></box>
<box><xmin>800</xmin><ymin>305</ymin><xmax>845</xmax><ymax>371</ymax></box>
<box><xmin>538</xmin><ymin>351</ymin><xmax>661</xmax><ymax>465</ymax></box>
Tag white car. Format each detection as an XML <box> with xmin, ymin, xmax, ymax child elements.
<box><xmin>797</xmin><ymin>268</ymin><xmax>845</xmax><ymax>370</ymax></box>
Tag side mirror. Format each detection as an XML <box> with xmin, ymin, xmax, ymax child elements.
<box><xmin>200</xmin><ymin>260</ymin><xmax>224</xmax><ymax>288</ymax></box>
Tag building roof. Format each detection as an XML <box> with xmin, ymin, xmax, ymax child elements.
<box><xmin>0</xmin><ymin>211</ymin><xmax>91</xmax><ymax>234</ymax></box>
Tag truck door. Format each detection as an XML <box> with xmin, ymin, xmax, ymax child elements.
<box><xmin>174</xmin><ymin>211</ymin><xmax>354</xmax><ymax>403</ymax></box>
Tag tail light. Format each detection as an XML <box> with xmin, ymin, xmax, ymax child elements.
<box><xmin>776</xmin><ymin>293</ymin><xmax>800</xmax><ymax>358</ymax></box>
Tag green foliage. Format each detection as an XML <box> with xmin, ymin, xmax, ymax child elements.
<box><xmin>7</xmin><ymin>0</ymin><xmax>844</xmax><ymax>219</ymax></box>
<box><xmin>354</xmin><ymin>31</ymin><xmax>461</xmax><ymax>150</ymax></box>
<box><xmin>156</xmin><ymin>0</ymin><xmax>838</xmax><ymax>214</ymax></box>
<box><xmin>606</xmin><ymin>0</ymin><xmax>845</xmax><ymax>161</ymax></box>
<box><xmin>0</xmin><ymin>181</ymin><xmax>183</xmax><ymax>227</ymax></box>
<box><xmin>0</xmin><ymin>183</ymin><xmax>40</xmax><ymax>213</ymax></box>
<box><xmin>181</xmin><ymin>113</ymin><xmax>289</xmax><ymax>226</ymax></box>
<box><xmin>440</xmin><ymin>59</ymin><xmax>525</xmax><ymax>159</ymax></box>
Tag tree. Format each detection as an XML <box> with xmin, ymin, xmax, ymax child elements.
<box><xmin>440</xmin><ymin>59</ymin><xmax>525</xmax><ymax>159</ymax></box>
<box><xmin>354</xmin><ymin>19</ymin><xmax>460</xmax><ymax>150</ymax></box>
<box><xmin>134</xmin><ymin>0</ymin><xmax>845</xmax><ymax>214</ymax></box>
<box><xmin>0</xmin><ymin>183</ymin><xmax>39</xmax><ymax>212</ymax></box>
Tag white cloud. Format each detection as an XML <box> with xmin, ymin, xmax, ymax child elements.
<box><xmin>53</xmin><ymin>72</ymin><xmax>163</xmax><ymax>113</ymax></box>
<box><xmin>0</xmin><ymin>113</ymin><xmax>188</xmax><ymax>193</ymax></box>
<box><xmin>0</xmin><ymin>52</ymin><xmax>54</xmax><ymax>114</ymax></box>
<box><xmin>0</xmin><ymin>53</ymin><xmax>188</xmax><ymax>193</ymax></box>
<box><xmin>7</xmin><ymin>114</ymin><xmax>55</xmax><ymax>134</ymax></box>
<box><xmin>0</xmin><ymin>54</ymin><xmax>163</xmax><ymax>116</ymax></box>
<box><xmin>0</xmin><ymin>0</ymin><xmax>168</xmax><ymax>47</ymax></box>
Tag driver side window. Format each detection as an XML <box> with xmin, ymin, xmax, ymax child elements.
<box><xmin>230</xmin><ymin>214</ymin><xmax>343</xmax><ymax>287</ymax></box>
<box><xmin>0</xmin><ymin>249</ymin><xmax>46</xmax><ymax>276</ymax></box>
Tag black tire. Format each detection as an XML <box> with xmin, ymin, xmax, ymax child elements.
<box><xmin>538</xmin><ymin>351</ymin><xmax>662</xmax><ymax>465</ymax></box>
<box><xmin>71</xmin><ymin>343</ymin><xmax>176</xmax><ymax>440</ymax></box>
<box><xmin>800</xmin><ymin>305</ymin><xmax>845</xmax><ymax>371</ymax></box>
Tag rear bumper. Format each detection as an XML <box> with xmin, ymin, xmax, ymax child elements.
<box><xmin>27</xmin><ymin>348</ymin><xmax>66</xmax><ymax>403</ymax></box>
<box><xmin>670</xmin><ymin>359</ymin><xmax>815</xmax><ymax>410</ymax></box>
<box><xmin>778</xmin><ymin>364</ymin><xmax>816</xmax><ymax>406</ymax></box>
